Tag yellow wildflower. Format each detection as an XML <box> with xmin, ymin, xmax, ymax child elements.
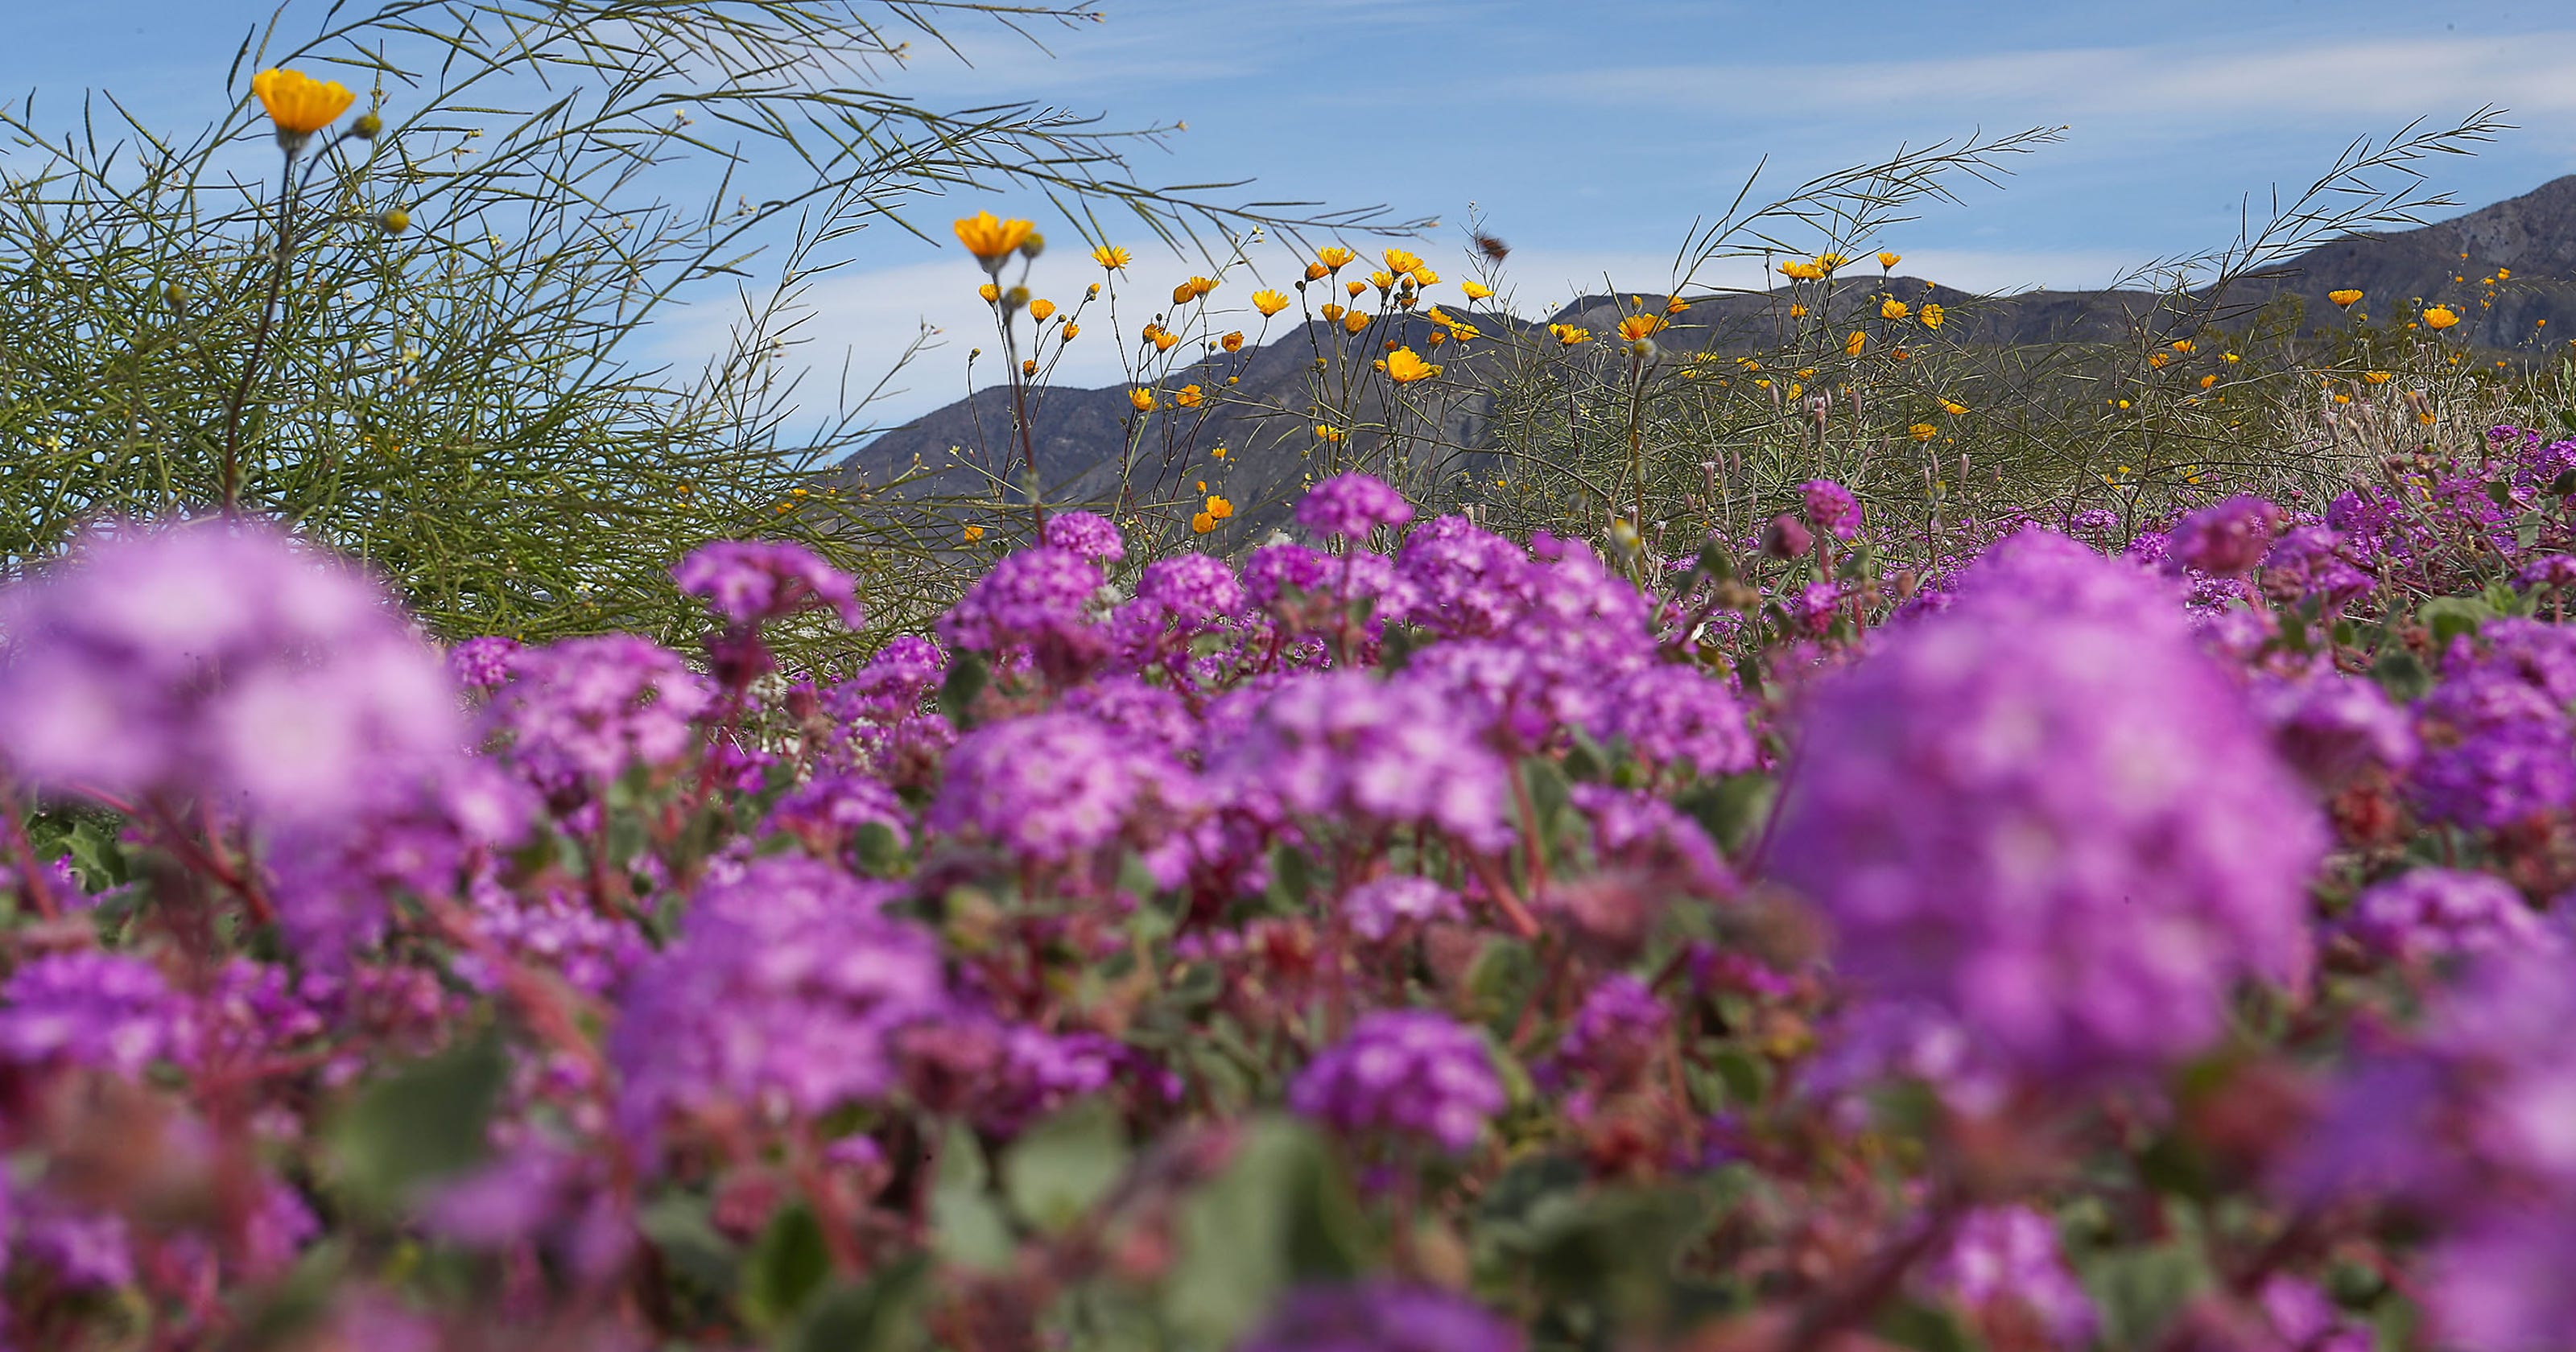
<box><xmin>1921</xmin><ymin>303</ymin><xmax>1944</xmax><ymax>329</ymax></box>
<box><xmin>1321</xmin><ymin>304</ymin><xmax>1345</xmax><ymax>322</ymax></box>
<box><xmin>953</xmin><ymin>211</ymin><xmax>1036</xmax><ymax>264</ymax></box>
<box><xmin>1315</xmin><ymin>424</ymin><xmax>1347</xmax><ymax>443</ymax></box>
<box><xmin>978</xmin><ymin>282</ymin><xmax>1000</xmax><ymax>303</ymax></box>
<box><xmin>1129</xmin><ymin>387</ymin><xmax>1156</xmax><ymax>412</ymax></box>
<box><xmin>1384</xmin><ymin>347</ymin><xmax>1441</xmax><ymax>382</ymax></box>
<box><xmin>1093</xmin><ymin>245</ymin><xmax>1131</xmax><ymax>270</ymax></box>
<box><xmin>1779</xmin><ymin>261</ymin><xmax>1825</xmax><ymax>281</ymax></box>
<box><xmin>2171</xmin><ymin>339</ymin><xmax>2194</xmax><ymax>353</ymax></box>
<box><xmin>1021</xmin><ymin>358</ymin><xmax>1037</xmax><ymax>377</ymax></box>
<box><xmin>2363</xmin><ymin>370</ymin><xmax>2392</xmax><ymax>384</ymax></box>
<box><xmin>1940</xmin><ymin>399</ymin><xmax>1968</xmax><ymax>415</ymax></box>
<box><xmin>1060</xmin><ymin>324</ymin><xmax>1079</xmax><ymax>340</ymax></box>
<box><xmin>1462</xmin><ymin>281</ymin><xmax>1494</xmax><ymax>300</ymax></box>
<box><xmin>1843</xmin><ymin>331</ymin><xmax>1865</xmax><ymax>357</ymax></box>
<box><xmin>964</xmin><ymin>524</ymin><xmax>985</xmax><ymax>542</ymax></box>
<box><xmin>1409</xmin><ymin>267</ymin><xmax>1439</xmax><ymax>288</ymax></box>
<box><xmin>1877</xmin><ymin>250</ymin><xmax>1901</xmax><ymax>269</ymax></box>
<box><xmin>1788</xmin><ymin>303</ymin><xmax>1808</xmax><ymax>318</ymax></box>
<box><xmin>1205</xmin><ymin>494</ymin><xmax>1234</xmax><ymax>520</ymax></box>
<box><xmin>1368</xmin><ymin>270</ymin><xmax>1397</xmax><ymax>292</ymax></box>
<box><xmin>252</xmin><ymin>68</ymin><xmax>356</xmax><ymax>144</ymax></box>
<box><xmin>1253</xmin><ymin>289</ymin><xmax>1291</xmax><ymax>316</ymax></box>
<box><xmin>1318</xmin><ymin>246</ymin><xmax>1356</xmax><ymax>270</ymax></box>
<box><xmin>1617</xmin><ymin>314</ymin><xmax>1666</xmax><ymax>341</ymax></box>
<box><xmin>1815</xmin><ymin>253</ymin><xmax>1850</xmax><ymax>273</ymax></box>
<box><xmin>1191</xmin><ymin>511</ymin><xmax>1217</xmax><ymax>534</ymax></box>
<box><xmin>1346</xmin><ymin>279</ymin><xmax>1368</xmax><ymax>299</ymax></box>
<box><xmin>1305</xmin><ymin>262</ymin><xmax>1331</xmax><ymax>282</ymax></box>
<box><xmin>1908</xmin><ymin>423</ymin><xmax>1938</xmax><ymax>441</ymax></box>
<box><xmin>1880</xmin><ymin>297</ymin><xmax>1909</xmax><ymax>321</ymax></box>
<box><xmin>1222</xmin><ymin>331</ymin><xmax>1245</xmax><ymax>352</ymax></box>
<box><xmin>1174</xmin><ymin>385</ymin><xmax>1204</xmax><ymax>408</ymax></box>
<box><xmin>1343</xmin><ymin>311</ymin><xmax>1369</xmax><ymax>333</ymax></box>
<box><xmin>2424</xmin><ymin>305</ymin><xmax>2462</xmax><ymax>330</ymax></box>
<box><xmin>1550</xmin><ymin>324</ymin><xmax>1592</xmax><ymax>345</ymax></box>
<box><xmin>1028</xmin><ymin>299</ymin><xmax>1056</xmax><ymax>322</ymax></box>
<box><xmin>2199</xmin><ymin>373</ymin><xmax>2218</xmax><ymax>389</ymax></box>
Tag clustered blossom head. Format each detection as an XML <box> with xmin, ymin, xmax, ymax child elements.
<box><xmin>1587</xmin><ymin>663</ymin><xmax>1755</xmax><ymax>775</ymax></box>
<box><xmin>1800</xmin><ymin>479</ymin><xmax>1862</xmax><ymax>541</ymax></box>
<box><xmin>2252</xmin><ymin>673</ymin><xmax>2417</xmax><ymax>789</ymax></box>
<box><xmin>929</xmin><ymin>711</ymin><xmax>1179</xmax><ymax>864</ymax></box>
<box><xmin>0</xmin><ymin>521</ymin><xmax>461</xmax><ymax>823</ymax></box>
<box><xmin>448</xmin><ymin>635</ymin><xmax>522</xmax><ymax>693</ymax></box>
<box><xmin>2166</xmin><ymin>494</ymin><xmax>2285</xmax><ymax>575</ymax></box>
<box><xmin>1133</xmin><ymin>551</ymin><xmax>1245</xmax><ymax>621</ymax></box>
<box><xmin>1222</xmin><ymin>671</ymin><xmax>1513</xmax><ymax>851</ymax></box>
<box><xmin>1340</xmin><ymin>876</ymin><xmax>1465</xmax><ymax>942</ymax></box>
<box><xmin>1769</xmin><ymin>534</ymin><xmax>2322</xmax><ymax>1079</ymax></box>
<box><xmin>1297</xmin><ymin>472</ymin><xmax>1415</xmax><ymax>541</ymax></box>
<box><xmin>1554</xmin><ymin>973</ymin><xmax>1670</xmax><ymax>1086</ymax></box>
<box><xmin>1290</xmin><ymin>1010</ymin><xmax>1505</xmax><ymax>1153</ymax></box>
<box><xmin>2339</xmin><ymin>868</ymin><xmax>2553</xmax><ymax>963</ymax></box>
<box><xmin>1041</xmin><ymin>509</ymin><xmax>1126</xmax><ymax>563</ymax></box>
<box><xmin>935</xmin><ymin>546</ymin><xmax>1103</xmax><ymax>654</ymax></box>
<box><xmin>611</xmin><ymin>856</ymin><xmax>947</xmax><ymax>1145</ymax></box>
<box><xmin>1918</xmin><ymin>1208</ymin><xmax>2099</xmax><ymax>1349</ymax></box>
<box><xmin>671</xmin><ymin>538</ymin><xmax>865</xmax><ymax>629</ymax></box>
<box><xmin>1237</xmin><ymin>1281</ymin><xmax>1524</xmax><ymax>1352</ymax></box>
<box><xmin>0</xmin><ymin>953</ymin><xmax>188</xmax><ymax>1077</ymax></box>
<box><xmin>485</xmin><ymin>635</ymin><xmax>714</xmax><ymax>796</ymax></box>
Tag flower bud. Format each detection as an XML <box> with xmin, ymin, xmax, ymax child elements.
<box><xmin>1001</xmin><ymin>286</ymin><xmax>1030</xmax><ymax>311</ymax></box>
<box><xmin>350</xmin><ymin>112</ymin><xmax>383</xmax><ymax>140</ymax></box>
<box><xmin>1627</xmin><ymin>336</ymin><xmax>1657</xmax><ymax>362</ymax></box>
<box><xmin>1762</xmin><ymin>513</ymin><xmax>1812</xmax><ymax>560</ymax></box>
<box><xmin>377</xmin><ymin>208</ymin><xmax>411</xmax><ymax>233</ymax></box>
<box><xmin>1018</xmin><ymin>232</ymin><xmax>1045</xmax><ymax>260</ymax></box>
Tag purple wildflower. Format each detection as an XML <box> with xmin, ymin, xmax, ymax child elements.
<box><xmin>1220</xmin><ymin>671</ymin><xmax>1513</xmax><ymax>851</ymax></box>
<box><xmin>671</xmin><ymin>539</ymin><xmax>865</xmax><ymax>629</ymax></box>
<box><xmin>1800</xmin><ymin>480</ymin><xmax>1862</xmax><ymax>542</ymax></box>
<box><xmin>0</xmin><ymin>521</ymin><xmax>462</xmax><ymax>824</ymax></box>
<box><xmin>1289</xmin><ymin>1010</ymin><xmax>1505</xmax><ymax>1153</ymax></box>
<box><xmin>928</xmin><ymin>711</ymin><xmax>1183</xmax><ymax>864</ymax></box>
<box><xmin>1241</xmin><ymin>542</ymin><xmax>1336</xmax><ymax>610</ymax></box>
<box><xmin>1298</xmin><ymin>472</ymin><xmax>1416</xmax><ymax>541</ymax></box>
<box><xmin>1588</xmin><ymin>663</ymin><xmax>1754</xmax><ymax>774</ymax></box>
<box><xmin>448</xmin><ymin>636</ymin><xmax>522</xmax><ymax>693</ymax></box>
<box><xmin>2514</xmin><ymin>554</ymin><xmax>2576</xmax><ymax>592</ymax></box>
<box><xmin>1236</xmin><ymin>1281</ymin><xmax>1524</xmax><ymax>1352</ymax></box>
<box><xmin>2342</xmin><ymin>868</ymin><xmax>2552</xmax><ymax>963</ymax></box>
<box><xmin>1134</xmin><ymin>552</ymin><xmax>1246</xmax><ymax>622</ymax></box>
<box><xmin>1396</xmin><ymin>515</ymin><xmax>1538</xmax><ymax>638</ymax></box>
<box><xmin>0</xmin><ymin>953</ymin><xmax>188</xmax><ymax>1077</ymax></box>
<box><xmin>1340</xmin><ymin>876</ymin><xmax>1466</xmax><ymax>942</ymax></box>
<box><xmin>936</xmin><ymin>546</ymin><xmax>1103</xmax><ymax>654</ymax></box>
<box><xmin>1041</xmin><ymin>509</ymin><xmax>1127</xmax><ymax>563</ymax></box>
<box><xmin>611</xmin><ymin>856</ymin><xmax>948</xmax><ymax>1146</ymax></box>
<box><xmin>485</xmin><ymin>635</ymin><xmax>714</xmax><ymax>796</ymax></box>
<box><xmin>1769</xmin><ymin>534</ymin><xmax>2322</xmax><ymax>1078</ymax></box>
<box><xmin>1554</xmin><ymin>973</ymin><xmax>1670</xmax><ymax>1085</ymax></box>
<box><xmin>2252</xmin><ymin>674</ymin><xmax>2417</xmax><ymax>789</ymax></box>
<box><xmin>1919</xmin><ymin>1207</ymin><xmax>2099</xmax><ymax>1350</ymax></box>
<box><xmin>2166</xmin><ymin>495</ymin><xmax>2286</xmax><ymax>576</ymax></box>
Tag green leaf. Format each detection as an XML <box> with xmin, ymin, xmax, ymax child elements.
<box><xmin>1877</xmin><ymin>1300</ymin><xmax>1985</xmax><ymax>1352</ymax></box>
<box><xmin>638</xmin><ymin>1192</ymin><xmax>739</xmax><ymax>1295</ymax></box>
<box><xmin>852</xmin><ymin>821</ymin><xmax>902</xmax><ymax>875</ymax></box>
<box><xmin>1001</xmin><ymin>1098</ymin><xmax>1131</xmax><ymax>1235</ymax></box>
<box><xmin>2370</xmin><ymin>649</ymin><xmax>2430</xmax><ymax>702</ymax></box>
<box><xmin>1264</xmin><ymin>843</ymin><xmax>1315</xmax><ymax>909</ymax></box>
<box><xmin>938</xmin><ymin>649</ymin><xmax>989</xmax><ymax>728</ymax></box>
<box><xmin>2083</xmin><ymin>1243</ymin><xmax>2211</xmax><ymax>1350</ymax></box>
<box><xmin>2417</xmin><ymin>596</ymin><xmax>2491</xmax><ymax>647</ymax></box>
<box><xmin>1164</xmin><ymin>1117</ymin><xmax>1371</xmax><ymax>1347</ymax></box>
<box><xmin>931</xmin><ymin>1121</ymin><xmax>1016</xmax><ymax>1272</ymax></box>
<box><xmin>741</xmin><ymin>1203</ymin><xmax>833</xmax><ymax>1333</ymax></box>
<box><xmin>785</xmin><ymin>1255</ymin><xmax>931</xmax><ymax>1352</ymax></box>
<box><xmin>324</xmin><ymin>1029</ymin><xmax>506</xmax><ymax>1211</ymax></box>
<box><xmin>1676</xmin><ymin>773</ymin><xmax>1775</xmax><ymax>853</ymax></box>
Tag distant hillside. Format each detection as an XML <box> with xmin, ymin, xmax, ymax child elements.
<box><xmin>832</xmin><ymin>175</ymin><xmax>2576</xmax><ymax>542</ymax></box>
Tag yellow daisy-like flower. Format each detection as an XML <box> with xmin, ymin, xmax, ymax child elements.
<box><xmin>1788</xmin><ymin>303</ymin><xmax>1808</xmax><ymax>319</ymax></box>
<box><xmin>2148</xmin><ymin>352</ymin><xmax>2170</xmax><ymax>369</ymax></box>
<box><xmin>2423</xmin><ymin>305</ymin><xmax>2462</xmax><ymax>330</ymax></box>
<box><xmin>1027</xmin><ymin>299</ymin><xmax>1056</xmax><ymax>322</ymax></box>
<box><xmin>963</xmin><ymin>524</ymin><xmax>985</xmax><ymax>542</ymax></box>
<box><xmin>1129</xmin><ymin>387</ymin><xmax>1157</xmax><ymax>412</ymax></box>
<box><xmin>1094</xmin><ymin>245</ymin><xmax>1131</xmax><ymax>270</ymax></box>
<box><xmin>1908</xmin><ymin>422</ymin><xmax>1938</xmax><ymax>441</ymax></box>
<box><xmin>1191</xmin><ymin>511</ymin><xmax>1217</xmax><ymax>534</ymax></box>
<box><xmin>1384</xmin><ymin>347</ymin><xmax>1441</xmax><ymax>383</ymax></box>
<box><xmin>1616</xmin><ymin>315</ymin><xmax>1666</xmax><ymax>341</ymax></box>
<box><xmin>1665</xmin><ymin>296</ymin><xmax>1690</xmax><ymax>314</ymax></box>
<box><xmin>1315</xmin><ymin>424</ymin><xmax>1347</xmax><ymax>443</ymax></box>
<box><xmin>2199</xmin><ymin>373</ymin><xmax>2218</xmax><ymax>389</ymax></box>
<box><xmin>252</xmin><ymin>68</ymin><xmax>356</xmax><ymax>145</ymax></box>
<box><xmin>1549</xmin><ymin>324</ymin><xmax>1592</xmax><ymax>346</ymax></box>
<box><xmin>1060</xmin><ymin>324</ymin><xmax>1080</xmax><ymax>340</ymax></box>
<box><xmin>1343</xmin><ymin>311</ymin><xmax>1369</xmax><ymax>334</ymax></box>
<box><xmin>1174</xmin><ymin>385</ymin><xmax>1205</xmax><ymax>408</ymax></box>
<box><xmin>978</xmin><ymin>282</ymin><xmax>1001</xmax><ymax>303</ymax></box>
<box><xmin>1921</xmin><ymin>303</ymin><xmax>1944</xmax><ymax>330</ymax></box>
<box><xmin>1383</xmin><ymin>248</ymin><xmax>1424</xmax><ymax>274</ymax></box>
<box><xmin>1305</xmin><ymin>262</ymin><xmax>1331</xmax><ymax>282</ymax></box>
<box><xmin>1321</xmin><ymin>303</ymin><xmax>1345</xmax><ymax>322</ymax></box>
<box><xmin>2363</xmin><ymin>369</ymin><xmax>2393</xmax><ymax>384</ymax></box>
<box><xmin>1461</xmin><ymin>281</ymin><xmax>1494</xmax><ymax>300</ymax></box>
<box><xmin>1409</xmin><ymin>266</ymin><xmax>1439</xmax><ymax>288</ymax></box>
<box><xmin>1222</xmin><ymin>331</ymin><xmax>1245</xmax><ymax>352</ymax></box>
<box><xmin>1877</xmin><ymin>250</ymin><xmax>1901</xmax><ymax>269</ymax></box>
<box><xmin>1843</xmin><ymin>331</ymin><xmax>1866</xmax><ymax>357</ymax></box>
<box><xmin>1253</xmin><ymin>289</ymin><xmax>1291</xmax><ymax>317</ymax></box>
<box><xmin>1368</xmin><ymin>270</ymin><xmax>1397</xmax><ymax>292</ymax></box>
<box><xmin>1318</xmin><ymin>246</ymin><xmax>1356</xmax><ymax>270</ymax></box>
<box><xmin>1205</xmin><ymin>494</ymin><xmax>1235</xmax><ymax>520</ymax></box>
<box><xmin>1940</xmin><ymin>399</ymin><xmax>1968</xmax><ymax>416</ymax></box>
<box><xmin>2171</xmin><ymin>339</ymin><xmax>2195</xmax><ymax>353</ymax></box>
<box><xmin>954</xmin><ymin>212</ymin><xmax>1036</xmax><ymax>264</ymax></box>
<box><xmin>1174</xmin><ymin>281</ymin><xmax>1199</xmax><ymax>306</ymax></box>
<box><xmin>1779</xmin><ymin>261</ymin><xmax>1825</xmax><ymax>281</ymax></box>
<box><xmin>1814</xmin><ymin>253</ymin><xmax>1850</xmax><ymax>273</ymax></box>
<box><xmin>1020</xmin><ymin>358</ymin><xmax>1038</xmax><ymax>377</ymax></box>
<box><xmin>1880</xmin><ymin>297</ymin><xmax>1910</xmax><ymax>321</ymax></box>
<box><xmin>2322</xmin><ymin>288</ymin><xmax>2363</xmax><ymax>308</ymax></box>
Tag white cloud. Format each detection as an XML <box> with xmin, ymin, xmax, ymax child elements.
<box><xmin>1538</xmin><ymin>32</ymin><xmax>2576</xmax><ymax>125</ymax></box>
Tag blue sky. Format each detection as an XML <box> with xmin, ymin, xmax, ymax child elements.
<box><xmin>9</xmin><ymin>0</ymin><xmax>2576</xmax><ymax>425</ymax></box>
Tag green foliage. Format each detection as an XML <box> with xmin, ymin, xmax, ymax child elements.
<box><xmin>323</xmin><ymin>1028</ymin><xmax>506</xmax><ymax>1210</ymax></box>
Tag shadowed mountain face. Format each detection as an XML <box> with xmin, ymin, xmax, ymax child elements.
<box><xmin>833</xmin><ymin>175</ymin><xmax>2576</xmax><ymax>538</ymax></box>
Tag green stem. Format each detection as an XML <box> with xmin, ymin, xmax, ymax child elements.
<box><xmin>217</xmin><ymin>152</ymin><xmax>301</xmax><ymax>513</ymax></box>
